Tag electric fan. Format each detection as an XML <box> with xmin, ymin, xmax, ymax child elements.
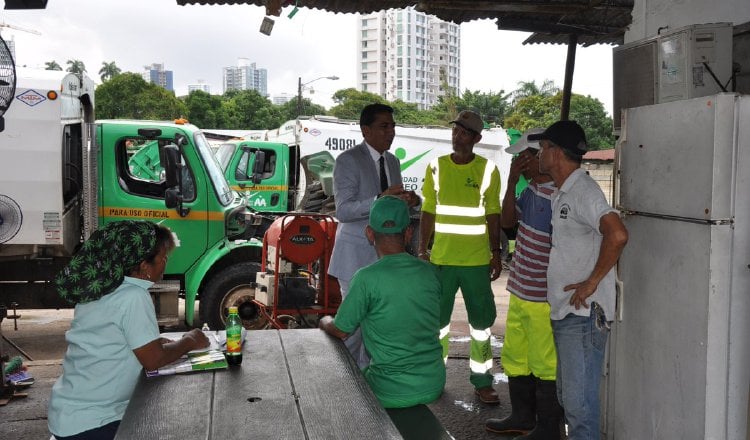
<box><xmin>0</xmin><ymin>194</ymin><xmax>22</xmax><ymax>243</ymax></box>
<box><xmin>0</xmin><ymin>34</ymin><xmax>16</xmax><ymax>128</ymax></box>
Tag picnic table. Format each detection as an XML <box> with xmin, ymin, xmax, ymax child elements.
<box><xmin>115</xmin><ymin>328</ymin><xmax>402</xmax><ymax>439</ymax></box>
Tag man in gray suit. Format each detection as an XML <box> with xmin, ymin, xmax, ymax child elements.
<box><xmin>329</xmin><ymin>103</ymin><xmax>420</xmax><ymax>368</ymax></box>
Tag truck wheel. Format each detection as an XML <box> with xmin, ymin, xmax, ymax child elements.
<box><xmin>301</xmin><ymin>181</ymin><xmax>337</xmax><ymax>216</ymax></box>
<box><xmin>200</xmin><ymin>262</ymin><xmax>267</xmax><ymax>330</ymax></box>
<box><xmin>301</xmin><ymin>181</ymin><xmax>326</xmax><ymax>212</ymax></box>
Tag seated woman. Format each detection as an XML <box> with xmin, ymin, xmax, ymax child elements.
<box><xmin>48</xmin><ymin>220</ymin><xmax>209</xmax><ymax>440</ymax></box>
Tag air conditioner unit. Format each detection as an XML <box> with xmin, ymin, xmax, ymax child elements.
<box><xmin>613</xmin><ymin>22</ymin><xmax>733</xmax><ymax>132</ymax></box>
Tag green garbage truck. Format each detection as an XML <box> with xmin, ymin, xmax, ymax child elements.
<box><xmin>0</xmin><ymin>69</ymin><xmax>267</xmax><ymax>330</ymax></box>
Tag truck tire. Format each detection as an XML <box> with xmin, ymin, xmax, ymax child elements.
<box><xmin>301</xmin><ymin>181</ymin><xmax>336</xmax><ymax>216</ymax></box>
<box><xmin>199</xmin><ymin>262</ymin><xmax>267</xmax><ymax>331</ymax></box>
<box><xmin>301</xmin><ymin>181</ymin><xmax>325</xmax><ymax>210</ymax></box>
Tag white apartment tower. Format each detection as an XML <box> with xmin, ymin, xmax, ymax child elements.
<box><xmin>357</xmin><ymin>7</ymin><xmax>460</xmax><ymax>110</ymax></box>
<box><xmin>223</xmin><ymin>58</ymin><xmax>268</xmax><ymax>96</ymax></box>
<box><xmin>188</xmin><ymin>80</ymin><xmax>211</xmax><ymax>94</ymax></box>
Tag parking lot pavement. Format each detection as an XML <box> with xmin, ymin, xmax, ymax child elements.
<box><xmin>0</xmin><ymin>273</ymin><xmax>513</xmax><ymax>440</ymax></box>
<box><xmin>1</xmin><ymin>308</ymin><xmax>72</xmax><ymax>440</ymax></box>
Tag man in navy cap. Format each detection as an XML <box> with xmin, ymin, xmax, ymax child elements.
<box><xmin>533</xmin><ymin>121</ymin><xmax>628</xmax><ymax>440</ymax></box>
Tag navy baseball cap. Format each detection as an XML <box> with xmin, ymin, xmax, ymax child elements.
<box><xmin>528</xmin><ymin>120</ymin><xmax>588</xmax><ymax>156</ymax></box>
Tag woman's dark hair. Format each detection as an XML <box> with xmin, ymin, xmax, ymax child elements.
<box><xmin>145</xmin><ymin>225</ymin><xmax>176</xmax><ymax>262</ymax></box>
<box><xmin>128</xmin><ymin>224</ymin><xmax>175</xmax><ymax>274</ymax></box>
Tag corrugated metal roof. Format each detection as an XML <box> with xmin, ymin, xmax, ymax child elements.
<box><xmin>175</xmin><ymin>0</ymin><xmax>633</xmax><ymax>45</ymax></box>
<box><xmin>583</xmin><ymin>149</ymin><xmax>615</xmax><ymax>161</ymax></box>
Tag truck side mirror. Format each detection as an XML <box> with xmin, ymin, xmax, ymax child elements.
<box><xmin>174</xmin><ymin>133</ymin><xmax>187</xmax><ymax>147</ymax></box>
<box><xmin>164</xmin><ymin>183</ymin><xmax>190</xmax><ymax>217</ymax></box>
<box><xmin>165</xmin><ymin>187</ymin><xmax>180</xmax><ymax>209</ymax></box>
<box><xmin>251</xmin><ymin>150</ymin><xmax>266</xmax><ymax>184</ymax></box>
<box><xmin>162</xmin><ymin>144</ymin><xmax>181</xmax><ymax>188</ymax></box>
<box><xmin>162</xmin><ymin>144</ymin><xmax>189</xmax><ymax>217</ymax></box>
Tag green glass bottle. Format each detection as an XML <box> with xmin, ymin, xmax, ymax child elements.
<box><xmin>225</xmin><ymin>306</ymin><xmax>243</xmax><ymax>366</ymax></box>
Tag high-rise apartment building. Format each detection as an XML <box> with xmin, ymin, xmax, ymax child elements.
<box><xmin>272</xmin><ymin>93</ymin><xmax>293</xmax><ymax>105</ymax></box>
<box><xmin>188</xmin><ymin>81</ymin><xmax>211</xmax><ymax>94</ymax></box>
<box><xmin>142</xmin><ymin>63</ymin><xmax>174</xmax><ymax>91</ymax></box>
<box><xmin>357</xmin><ymin>7</ymin><xmax>460</xmax><ymax>110</ymax></box>
<box><xmin>223</xmin><ymin>58</ymin><xmax>268</xmax><ymax>96</ymax></box>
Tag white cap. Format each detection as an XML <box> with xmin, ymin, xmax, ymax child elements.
<box><xmin>505</xmin><ymin>128</ymin><xmax>544</xmax><ymax>154</ymax></box>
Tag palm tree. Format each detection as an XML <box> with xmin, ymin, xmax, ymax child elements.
<box><xmin>512</xmin><ymin>79</ymin><xmax>560</xmax><ymax>104</ymax></box>
<box><xmin>66</xmin><ymin>59</ymin><xmax>86</xmax><ymax>75</ymax></box>
<box><xmin>99</xmin><ymin>61</ymin><xmax>121</xmax><ymax>82</ymax></box>
<box><xmin>44</xmin><ymin>60</ymin><xmax>62</xmax><ymax>71</ymax></box>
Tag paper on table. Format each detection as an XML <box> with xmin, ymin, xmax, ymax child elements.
<box><xmin>160</xmin><ymin>330</ymin><xmax>246</xmax><ymax>353</ymax></box>
<box><xmin>145</xmin><ymin>332</ymin><xmax>229</xmax><ymax>377</ymax></box>
<box><xmin>145</xmin><ymin>350</ymin><xmax>228</xmax><ymax>377</ymax></box>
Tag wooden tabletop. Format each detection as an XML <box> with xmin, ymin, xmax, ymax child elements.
<box><xmin>116</xmin><ymin>328</ymin><xmax>402</xmax><ymax>440</ymax></box>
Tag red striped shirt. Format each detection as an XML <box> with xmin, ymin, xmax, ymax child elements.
<box><xmin>507</xmin><ymin>181</ymin><xmax>555</xmax><ymax>301</ymax></box>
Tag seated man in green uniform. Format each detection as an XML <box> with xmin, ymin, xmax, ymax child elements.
<box><xmin>319</xmin><ymin>196</ymin><xmax>446</xmax><ymax>409</ymax></box>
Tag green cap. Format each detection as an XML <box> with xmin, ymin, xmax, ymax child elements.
<box><xmin>369</xmin><ymin>196</ymin><xmax>410</xmax><ymax>233</ymax></box>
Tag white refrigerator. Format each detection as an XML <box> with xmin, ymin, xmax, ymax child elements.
<box><xmin>607</xmin><ymin>93</ymin><xmax>750</xmax><ymax>440</ymax></box>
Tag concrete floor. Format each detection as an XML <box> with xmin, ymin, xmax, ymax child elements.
<box><xmin>0</xmin><ymin>273</ymin><xmax>517</xmax><ymax>440</ymax></box>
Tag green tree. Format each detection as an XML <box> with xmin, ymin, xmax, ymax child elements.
<box><xmin>512</xmin><ymin>79</ymin><xmax>559</xmax><ymax>104</ymax></box>
<box><xmin>184</xmin><ymin>90</ymin><xmax>224</xmax><ymax>128</ymax></box>
<box><xmin>431</xmin><ymin>67</ymin><xmax>459</xmax><ymax>124</ymax></box>
<box><xmin>503</xmin><ymin>94</ymin><xmax>560</xmax><ymax>132</ymax></box>
<box><xmin>329</xmin><ymin>88</ymin><xmax>386</xmax><ymax>120</ymax></box>
<box><xmin>66</xmin><ymin>59</ymin><xmax>86</xmax><ymax>75</ymax></box>
<box><xmin>252</xmin><ymin>105</ymin><xmax>284</xmax><ymax>130</ymax></box>
<box><xmin>295</xmin><ymin>97</ymin><xmax>328</xmax><ymax>119</ymax></box>
<box><xmin>96</xmin><ymin>72</ymin><xmax>187</xmax><ymax>120</ymax></box>
<box><xmin>387</xmin><ymin>100</ymin><xmax>442</xmax><ymax>125</ymax></box>
<box><xmin>44</xmin><ymin>60</ymin><xmax>62</xmax><ymax>71</ymax></box>
<box><xmin>98</xmin><ymin>61</ymin><xmax>121</xmax><ymax>82</ymax></box>
<box><xmin>430</xmin><ymin>89</ymin><xmax>513</xmax><ymax>127</ymax></box>
<box><xmin>460</xmin><ymin>89</ymin><xmax>512</xmax><ymax>126</ymax></box>
<box><xmin>504</xmin><ymin>92</ymin><xmax>614</xmax><ymax>149</ymax></box>
<box><xmin>567</xmin><ymin>94</ymin><xmax>615</xmax><ymax>149</ymax></box>
<box><xmin>278</xmin><ymin>99</ymin><xmax>326</xmax><ymax>122</ymax></box>
<box><xmin>223</xmin><ymin>89</ymin><xmax>275</xmax><ymax>129</ymax></box>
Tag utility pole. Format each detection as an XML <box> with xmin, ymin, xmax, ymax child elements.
<box><xmin>296</xmin><ymin>75</ymin><xmax>339</xmax><ymax>117</ymax></box>
<box><xmin>297</xmin><ymin>76</ymin><xmax>303</xmax><ymax>117</ymax></box>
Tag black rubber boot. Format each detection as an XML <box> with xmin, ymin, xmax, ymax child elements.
<box><xmin>485</xmin><ymin>375</ymin><xmax>536</xmax><ymax>435</ymax></box>
<box><xmin>514</xmin><ymin>379</ymin><xmax>564</xmax><ymax>440</ymax></box>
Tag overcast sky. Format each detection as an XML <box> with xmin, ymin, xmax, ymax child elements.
<box><xmin>2</xmin><ymin>0</ymin><xmax>614</xmax><ymax>116</ymax></box>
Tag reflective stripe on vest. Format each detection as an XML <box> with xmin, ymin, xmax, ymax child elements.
<box><xmin>430</xmin><ymin>157</ymin><xmax>496</xmax><ymax>236</ymax></box>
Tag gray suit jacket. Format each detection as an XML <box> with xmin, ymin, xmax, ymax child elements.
<box><xmin>328</xmin><ymin>142</ymin><xmax>402</xmax><ymax>282</ymax></box>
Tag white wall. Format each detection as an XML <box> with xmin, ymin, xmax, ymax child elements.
<box><xmin>626</xmin><ymin>0</ymin><xmax>750</xmax><ymax>42</ymax></box>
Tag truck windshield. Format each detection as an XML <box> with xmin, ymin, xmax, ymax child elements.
<box><xmin>214</xmin><ymin>143</ymin><xmax>237</xmax><ymax>171</ymax></box>
<box><xmin>195</xmin><ymin>132</ymin><xmax>233</xmax><ymax>206</ymax></box>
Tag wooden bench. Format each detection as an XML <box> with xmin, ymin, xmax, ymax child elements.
<box><xmin>386</xmin><ymin>404</ymin><xmax>452</xmax><ymax>440</ymax></box>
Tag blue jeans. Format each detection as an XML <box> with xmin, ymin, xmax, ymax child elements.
<box><xmin>551</xmin><ymin>311</ymin><xmax>609</xmax><ymax>440</ymax></box>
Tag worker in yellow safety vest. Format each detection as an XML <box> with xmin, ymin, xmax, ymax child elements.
<box><xmin>418</xmin><ymin>110</ymin><xmax>503</xmax><ymax>404</ymax></box>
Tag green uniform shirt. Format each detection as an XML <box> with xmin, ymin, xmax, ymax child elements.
<box><xmin>422</xmin><ymin>155</ymin><xmax>502</xmax><ymax>266</ymax></box>
<box><xmin>334</xmin><ymin>253</ymin><xmax>446</xmax><ymax>408</ymax></box>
